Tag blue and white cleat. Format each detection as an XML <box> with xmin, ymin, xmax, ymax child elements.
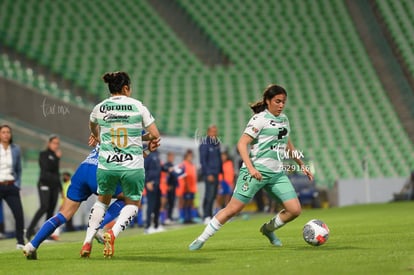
<box><xmin>188</xmin><ymin>239</ymin><xmax>205</xmax><ymax>251</ymax></box>
<box><xmin>260</xmin><ymin>224</ymin><xmax>282</xmax><ymax>246</ymax></box>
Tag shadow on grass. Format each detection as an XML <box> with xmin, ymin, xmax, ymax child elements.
<box><xmin>289</xmin><ymin>245</ymin><xmax>365</xmax><ymax>251</ymax></box>
<box><xmin>195</xmin><ymin>244</ymin><xmax>365</xmax><ymax>252</ymax></box>
<box><xmin>115</xmin><ymin>255</ymin><xmax>214</xmax><ymax>264</ymax></box>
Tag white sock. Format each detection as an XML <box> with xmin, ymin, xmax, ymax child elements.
<box><xmin>198</xmin><ymin>216</ymin><xmax>222</xmax><ymax>242</ymax></box>
<box><xmin>265</xmin><ymin>213</ymin><xmax>285</xmax><ymax>231</ymax></box>
<box><xmin>111</xmin><ymin>204</ymin><xmax>138</xmax><ymax>237</ymax></box>
<box><xmin>83</xmin><ymin>201</ymin><xmax>108</xmax><ymax>244</ymax></box>
<box><xmin>24</xmin><ymin>242</ymin><xmax>36</xmax><ymax>252</ymax></box>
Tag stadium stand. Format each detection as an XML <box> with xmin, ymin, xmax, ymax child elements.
<box><xmin>0</xmin><ymin>0</ymin><xmax>413</xmax><ymax>187</ymax></box>
<box><xmin>376</xmin><ymin>0</ymin><xmax>414</xmax><ymax>77</ymax></box>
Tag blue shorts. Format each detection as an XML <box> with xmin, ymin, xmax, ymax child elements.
<box><xmin>67</xmin><ymin>163</ymin><xmax>122</xmax><ymax>202</ymax></box>
<box><xmin>218</xmin><ymin>180</ymin><xmax>232</xmax><ymax>196</ymax></box>
<box><xmin>183</xmin><ymin>192</ymin><xmax>195</xmax><ymax>200</ymax></box>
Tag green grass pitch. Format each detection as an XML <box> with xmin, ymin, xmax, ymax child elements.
<box><xmin>0</xmin><ymin>202</ymin><xmax>413</xmax><ymax>275</ymax></box>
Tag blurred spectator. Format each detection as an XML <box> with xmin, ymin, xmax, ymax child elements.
<box><xmin>394</xmin><ymin>171</ymin><xmax>414</xmax><ymax>201</ymax></box>
<box><xmin>61</xmin><ymin>172</ymin><xmax>75</xmax><ymax>231</ymax></box>
<box><xmin>26</xmin><ymin>134</ymin><xmax>62</xmax><ymax>240</ymax></box>
<box><xmin>288</xmin><ymin>169</ymin><xmax>320</xmax><ymax>208</ymax></box>
<box><xmin>159</xmin><ymin>166</ymin><xmax>168</xmax><ymax>225</ymax></box>
<box><xmin>199</xmin><ymin>125</ymin><xmax>222</xmax><ymax>224</ymax></box>
<box><xmin>215</xmin><ymin>151</ymin><xmax>235</xmax><ymax>213</ymax></box>
<box><xmin>177</xmin><ymin>150</ymin><xmax>199</xmax><ymax>223</ymax></box>
<box><xmin>253</xmin><ymin>189</ymin><xmax>266</xmax><ymax>212</ymax></box>
<box><xmin>0</xmin><ymin>201</ymin><xmax>4</xmax><ymax>239</ymax></box>
<box><xmin>144</xmin><ymin>149</ymin><xmax>163</xmax><ymax>233</ymax></box>
<box><xmin>0</xmin><ymin>125</ymin><xmax>25</xmax><ymax>248</ymax></box>
<box><xmin>50</xmin><ymin>172</ymin><xmax>74</xmax><ymax>241</ymax></box>
<box><xmin>50</xmin><ymin>171</ymin><xmax>73</xmax><ymax>240</ymax></box>
<box><xmin>161</xmin><ymin>152</ymin><xmax>182</xmax><ymax>223</ymax></box>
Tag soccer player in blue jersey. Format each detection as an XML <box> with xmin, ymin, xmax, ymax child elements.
<box><xmin>23</xmin><ymin>136</ymin><xmax>159</xmax><ymax>259</ymax></box>
<box><xmin>189</xmin><ymin>84</ymin><xmax>314</xmax><ymax>250</ymax></box>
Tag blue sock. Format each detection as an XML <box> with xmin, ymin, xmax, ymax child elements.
<box><xmin>137</xmin><ymin>210</ymin><xmax>143</xmax><ymax>227</ymax></box>
<box><xmin>31</xmin><ymin>213</ymin><xmax>66</xmax><ymax>248</ymax></box>
<box><xmin>179</xmin><ymin>208</ymin><xmax>185</xmax><ymax>221</ymax></box>
<box><xmin>100</xmin><ymin>199</ymin><xmax>125</xmax><ymax>229</ymax></box>
<box><xmin>185</xmin><ymin>207</ymin><xmax>192</xmax><ymax>221</ymax></box>
<box><xmin>160</xmin><ymin>210</ymin><xmax>166</xmax><ymax>224</ymax></box>
<box><xmin>191</xmin><ymin>208</ymin><xmax>199</xmax><ymax>219</ymax></box>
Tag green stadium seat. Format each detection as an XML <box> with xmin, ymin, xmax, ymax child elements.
<box><xmin>0</xmin><ymin>0</ymin><xmax>413</xmax><ymax>185</ymax></box>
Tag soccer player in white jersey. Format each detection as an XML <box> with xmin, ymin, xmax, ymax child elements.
<box><xmin>80</xmin><ymin>71</ymin><xmax>160</xmax><ymax>258</ymax></box>
<box><xmin>189</xmin><ymin>84</ymin><xmax>313</xmax><ymax>250</ymax></box>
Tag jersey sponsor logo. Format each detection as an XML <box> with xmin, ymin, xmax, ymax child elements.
<box><xmin>247</xmin><ymin>124</ymin><xmax>259</xmax><ymax>133</ymax></box>
<box><xmin>106</xmin><ymin>153</ymin><xmax>133</xmax><ymax>163</ymax></box>
<box><xmin>277</xmin><ymin>127</ymin><xmax>288</xmax><ymax>139</ymax></box>
<box><xmin>100</xmin><ymin>104</ymin><xmax>133</xmax><ymax>113</ymax></box>
<box><xmin>106</xmin><ymin>147</ymin><xmax>134</xmax><ymax>163</ymax></box>
<box><xmin>269</xmin><ymin>120</ymin><xmax>288</xmax><ymax>128</ymax></box>
<box><xmin>103</xmin><ymin>113</ymin><xmax>130</xmax><ymax>122</ymax></box>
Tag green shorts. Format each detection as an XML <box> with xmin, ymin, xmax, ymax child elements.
<box><xmin>233</xmin><ymin>168</ymin><xmax>297</xmax><ymax>204</ymax></box>
<box><xmin>97</xmin><ymin>168</ymin><xmax>145</xmax><ymax>201</ymax></box>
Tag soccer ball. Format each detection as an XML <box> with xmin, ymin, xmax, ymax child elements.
<box><xmin>303</xmin><ymin>219</ymin><xmax>330</xmax><ymax>246</ymax></box>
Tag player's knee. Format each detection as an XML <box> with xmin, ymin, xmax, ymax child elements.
<box><xmin>289</xmin><ymin>207</ymin><xmax>302</xmax><ymax>218</ymax></box>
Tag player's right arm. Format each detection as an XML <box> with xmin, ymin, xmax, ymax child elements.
<box><xmin>239</xmin><ymin>114</ymin><xmax>264</xmax><ymax>180</ymax></box>
<box><xmin>141</xmin><ymin>104</ymin><xmax>160</xmax><ymax>141</ymax></box>
<box><xmin>237</xmin><ymin>134</ymin><xmax>262</xmax><ymax>181</ymax></box>
<box><xmin>142</xmin><ymin>125</ymin><xmax>160</xmax><ymax>141</ymax></box>
<box><xmin>144</xmin><ymin>121</ymin><xmax>160</xmax><ymax>141</ymax></box>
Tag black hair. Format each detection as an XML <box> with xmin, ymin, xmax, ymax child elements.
<box><xmin>0</xmin><ymin>124</ymin><xmax>13</xmax><ymax>144</ymax></box>
<box><xmin>102</xmin><ymin>71</ymin><xmax>131</xmax><ymax>94</ymax></box>
<box><xmin>184</xmin><ymin>149</ymin><xmax>193</xmax><ymax>159</ymax></box>
<box><xmin>221</xmin><ymin>150</ymin><xmax>233</xmax><ymax>162</ymax></box>
<box><xmin>250</xmin><ymin>84</ymin><xmax>287</xmax><ymax>114</ymax></box>
<box><xmin>48</xmin><ymin>134</ymin><xmax>59</xmax><ymax>142</ymax></box>
<box><xmin>62</xmin><ymin>171</ymin><xmax>71</xmax><ymax>177</ymax></box>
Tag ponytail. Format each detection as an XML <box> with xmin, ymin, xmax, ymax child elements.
<box><xmin>102</xmin><ymin>71</ymin><xmax>131</xmax><ymax>94</ymax></box>
<box><xmin>250</xmin><ymin>84</ymin><xmax>287</xmax><ymax>114</ymax></box>
<box><xmin>250</xmin><ymin>101</ymin><xmax>267</xmax><ymax>114</ymax></box>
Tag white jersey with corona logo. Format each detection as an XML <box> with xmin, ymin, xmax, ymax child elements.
<box><xmin>242</xmin><ymin>109</ymin><xmax>290</xmax><ymax>173</ymax></box>
<box><xmin>90</xmin><ymin>95</ymin><xmax>155</xmax><ymax>170</ymax></box>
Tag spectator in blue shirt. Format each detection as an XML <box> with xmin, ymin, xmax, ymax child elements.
<box><xmin>199</xmin><ymin>125</ymin><xmax>222</xmax><ymax>224</ymax></box>
<box><xmin>161</xmin><ymin>152</ymin><xmax>182</xmax><ymax>223</ymax></box>
<box><xmin>144</xmin><ymin>149</ymin><xmax>163</xmax><ymax>233</ymax></box>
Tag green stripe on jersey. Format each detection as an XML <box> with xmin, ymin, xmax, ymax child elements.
<box><xmin>90</xmin><ymin>96</ymin><xmax>154</xmax><ymax>171</ymax></box>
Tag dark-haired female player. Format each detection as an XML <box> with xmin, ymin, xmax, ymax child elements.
<box><xmin>81</xmin><ymin>71</ymin><xmax>160</xmax><ymax>258</ymax></box>
<box><xmin>189</xmin><ymin>84</ymin><xmax>313</xmax><ymax>250</ymax></box>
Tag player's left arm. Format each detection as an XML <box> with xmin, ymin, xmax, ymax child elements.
<box><xmin>143</xmin><ymin>138</ymin><xmax>161</xmax><ymax>158</ymax></box>
<box><xmin>287</xmin><ymin>138</ymin><xmax>314</xmax><ymax>181</ymax></box>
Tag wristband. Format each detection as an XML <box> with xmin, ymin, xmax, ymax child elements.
<box><xmin>143</xmin><ymin>149</ymin><xmax>151</xmax><ymax>156</ymax></box>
